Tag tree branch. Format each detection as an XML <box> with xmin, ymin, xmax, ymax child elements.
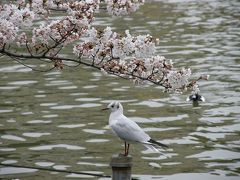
<box><xmin>0</xmin><ymin>48</ymin><xmax>168</xmax><ymax>87</ymax></box>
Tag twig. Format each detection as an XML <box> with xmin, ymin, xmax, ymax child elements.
<box><xmin>0</xmin><ymin>163</ymin><xmax>111</xmax><ymax>178</ymax></box>
<box><xmin>10</xmin><ymin>56</ymin><xmax>56</xmax><ymax>72</ymax></box>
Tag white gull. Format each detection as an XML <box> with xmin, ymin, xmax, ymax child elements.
<box><xmin>102</xmin><ymin>101</ymin><xmax>168</xmax><ymax>156</ymax></box>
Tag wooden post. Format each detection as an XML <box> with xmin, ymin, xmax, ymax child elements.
<box><xmin>110</xmin><ymin>154</ymin><xmax>132</xmax><ymax>180</ymax></box>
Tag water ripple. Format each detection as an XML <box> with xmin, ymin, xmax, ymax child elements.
<box><xmin>187</xmin><ymin>149</ymin><xmax>240</xmax><ymax>161</ymax></box>
<box><xmin>1</xmin><ymin>160</ymin><xmax>18</xmax><ymax>164</ymax></box>
<box><xmin>206</xmin><ymin>161</ymin><xmax>240</xmax><ymax>171</ymax></box>
<box><xmin>151</xmin><ymin>114</ymin><xmax>189</xmax><ymax>122</ymax></box>
<box><xmin>0</xmin><ymin>109</ymin><xmax>13</xmax><ymax>113</ymax></box>
<box><xmin>0</xmin><ymin>167</ymin><xmax>38</xmax><ymax>175</ymax></box>
<box><xmin>83</xmin><ymin>129</ymin><xmax>106</xmax><ymax>135</ymax></box>
<box><xmin>53</xmin><ymin>165</ymin><xmax>71</xmax><ymax>170</ymax></box>
<box><xmin>29</xmin><ymin>144</ymin><xmax>85</xmax><ymax>151</ymax></box>
<box><xmin>58</xmin><ymin>86</ymin><xmax>78</xmax><ymax>90</ymax></box>
<box><xmin>0</xmin><ymin>0</ymin><xmax>239</xmax><ymax>179</ymax></box>
<box><xmin>51</xmin><ymin>103</ymin><xmax>101</xmax><ymax>109</ymax></box>
<box><xmin>40</xmin><ymin>103</ymin><xmax>58</xmax><ymax>107</ymax></box>
<box><xmin>65</xmin><ymin>173</ymin><xmax>93</xmax><ymax>178</ymax></box>
<box><xmin>26</xmin><ymin>120</ymin><xmax>52</xmax><ymax>124</ymax></box>
<box><xmin>35</xmin><ymin>161</ymin><xmax>55</xmax><ymax>167</ymax></box>
<box><xmin>0</xmin><ymin>65</ymin><xmax>31</xmax><ymax>73</ymax></box>
<box><xmin>197</xmin><ymin>123</ymin><xmax>240</xmax><ymax>133</ymax></box>
<box><xmin>162</xmin><ymin>136</ymin><xmax>199</xmax><ymax>145</ymax></box>
<box><xmin>190</xmin><ymin>132</ymin><xmax>235</xmax><ymax>141</ymax></box>
<box><xmin>77</xmin><ymin>161</ymin><xmax>108</xmax><ymax>167</ymax></box>
<box><xmin>75</xmin><ymin>98</ymin><xmax>101</xmax><ymax>102</ymax></box>
<box><xmin>1</xmin><ymin>135</ymin><xmax>26</xmax><ymax>142</ymax></box>
<box><xmin>45</xmin><ymin>80</ymin><xmax>71</xmax><ymax>86</ymax></box>
<box><xmin>132</xmin><ymin>101</ymin><xmax>165</xmax><ymax>107</ymax></box>
<box><xmin>58</xmin><ymin>124</ymin><xmax>86</xmax><ymax>128</ymax></box>
<box><xmin>0</xmin><ymin>86</ymin><xmax>19</xmax><ymax>90</ymax></box>
<box><xmin>22</xmin><ymin>132</ymin><xmax>51</xmax><ymax>138</ymax></box>
<box><xmin>0</xmin><ymin>148</ymin><xmax>16</xmax><ymax>152</ymax></box>
<box><xmin>86</xmin><ymin>139</ymin><xmax>109</xmax><ymax>143</ymax></box>
<box><xmin>149</xmin><ymin>162</ymin><xmax>161</xmax><ymax>168</ymax></box>
<box><xmin>204</xmin><ymin>106</ymin><xmax>239</xmax><ymax>116</ymax></box>
<box><xmin>199</xmin><ymin>116</ymin><xmax>234</xmax><ymax>124</ymax></box>
<box><xmin>8</xmin><ymin>80</ymin><xmax>37</xmax><ymax>85</ymax></box>
<box><xmin>143</xmin><ymin>127</ymin><xmax>181</xmax><ymax>132</ymax></box>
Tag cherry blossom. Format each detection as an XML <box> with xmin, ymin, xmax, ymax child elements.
<box><xmin>0</xmin><ymin>3</ymin><xmax>34</xmax><ymax>48</ymax></box>
<box><xmin>106</xmin><ymin>0</ymin><xmax>145</xmax><ymax>16</ymax></box>
<box><xmin>73</xmin><ymin>27</ymin><xmax>155</xmax><ymax>61</ymax></box>
<box><xmin>0</xmin><ymin>0</ymin><xmax>208</xmax><ymax>95</ymax></box>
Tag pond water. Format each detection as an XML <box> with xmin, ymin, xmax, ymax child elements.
<box><xmin>0</xmin><ymin>0</ymin><xmax>240</xmax><ymax>179</ymax></box>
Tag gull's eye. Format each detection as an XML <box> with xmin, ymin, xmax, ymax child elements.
<box><xmin>117</xmin><ymin>105</ymin><xmax>119</xmax><ymax>109</ymax></box>
<box><xmin>111</xmin><ymin>105</ymin><xmax>114</xmax><ymax>108</ymax></box>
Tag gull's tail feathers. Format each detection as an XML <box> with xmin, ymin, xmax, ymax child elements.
<box><xmin>148</xmin><ymin>139</ymin><xmax>168</xmax><ymax>149</ymax></box>
<box><xmin>143</xmin><ymin>144</ymin><xmax>159</xmax><ymax>152</ymax></box>
<box><xmin>143</xmin><ymin>144</ymin><xmax>168</xmax><ymax>157</ymax></box>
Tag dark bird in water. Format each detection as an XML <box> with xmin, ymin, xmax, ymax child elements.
<box><xmin>186</xmin><ymin>93</ymin><xmax>205</xmax><ymax>102</ymax></box>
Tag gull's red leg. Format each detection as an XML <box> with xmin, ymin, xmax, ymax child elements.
<box><xmin>124</xmin><ymin>141</ymin><xmax>127</xmax><ymax>156</ymax></box>
<box><xmin>121</xmin><ymin>142</ymin><xmax>130</xmax><ymax>156</ymax></box>
<box><xmin>126</xmin><ymin>143</ymin><xmax>130</xmax><ymax>156</ymax></box>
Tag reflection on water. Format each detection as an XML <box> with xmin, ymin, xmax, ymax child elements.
<box><xmin>77</xmin><ymin>162</ymin><xmax>108</xmax><ymax>167</ymax></box>
<box><xmin>66</xmin><ymin>173</ymin><xmax>95</xmax><ymax>179</ymax></box>
<box><xmin>29</xmin><ymin>144</ymin><xmax>85</xmax><ymax>151</ymax></box>
<box><xmin>0</xmin><ymin>0</ymin><xmax>240</xmax><ymax>179</ymax></box>
<box><xmin>1</xmin><ymin>135</ymin><xmax>26</xmax><ymax>142</ymax></box>
<box><xmin>57</xmin><ymin>124</ymin><xmax>85</xmax><ymax>128</ymax></box>
<box><xmin>0</xmin><ymin>167</ymin><xmax>38</xmax><ymax>175</ymax></box>
<box><xmin>35</xmin><ymin>162</ymin><xmax>55</xmax><ymax>167</ymax></box>
<box><xmin>187</xmin><ymin>149</ymin><xmax>240</xmax><ymax>161</ymax></box>
<box><xmin>0</xmin><ymin>148</ymin><xmax>16</xmax><ymax>152</ymax></box>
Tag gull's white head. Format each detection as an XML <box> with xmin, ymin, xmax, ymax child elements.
<box><xmin>103</xmin><ymin>101</ymin><xmax>123</xmax><ymax>113</ymax></box>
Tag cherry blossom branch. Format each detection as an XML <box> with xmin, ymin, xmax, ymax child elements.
<box><xmin>0</xmin><ymin>0</ymin><xmax>209</xmax><ymax>97</ymax></box>
<box><xmin>11</xmin><ymin>56</ymin><xmax>56</xmax><ymax>72</ymax></box>
<box><xmin>0</xmin><ymin>46</ymin><xmax>207</xmax><ymax>93</ymax></box>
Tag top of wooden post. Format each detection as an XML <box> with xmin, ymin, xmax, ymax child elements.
<box><xmin>110</xmin><ymin>154</ymin><xmax>133</xmax><ymax>168</ymax></box>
